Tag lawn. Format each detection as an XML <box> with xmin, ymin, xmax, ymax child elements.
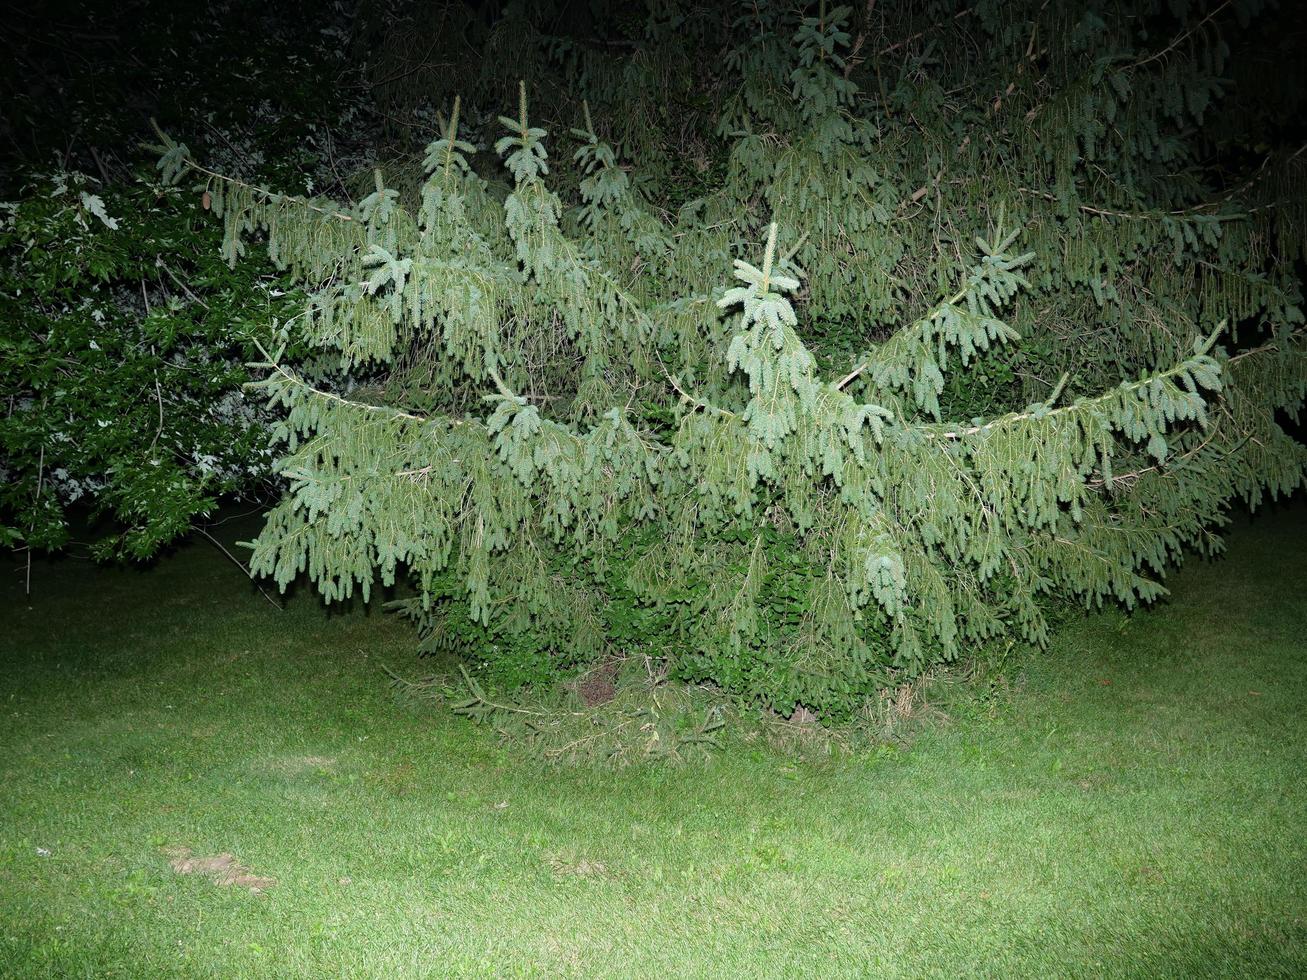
<box><xmin>1</xmin><ymin>505</ymin><xmax>1305</xmax><ymax>978</ymax></box>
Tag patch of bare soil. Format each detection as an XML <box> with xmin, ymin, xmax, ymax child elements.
<box><xmin>571</xmin><ymin>661</ymin><xmax>618</xmax><ymax>707</ymax></box>
<box><xmin>164</xmin><ymin>846</ymin><xmax>276</xmax><ymax>893</ymax></box>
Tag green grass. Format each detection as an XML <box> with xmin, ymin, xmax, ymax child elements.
<box><xmin>2</xmin><ymin>506</ymin><xmax>1305</xmax><ymax>978</ymax></box>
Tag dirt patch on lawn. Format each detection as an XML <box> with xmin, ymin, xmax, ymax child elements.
<box><xmin>164</xmin><ymin>846</ymin><xmax>276</xmax><ymax>893</ymax></box>
<box><xmin>570</xmin><ymin>661</ymin><xmax>618</xmax><ymax>707</ymax></box>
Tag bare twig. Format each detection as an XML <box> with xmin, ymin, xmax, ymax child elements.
<box><xmin>26</xmin><ymin>444</ymin><xmax>44</xmax><ymax>597</ymax></box>
<box><xmin>194</xmin><ymin>526</ymin><xmax>283</xmax><ymax>611</ymax></box>
<box><xmin>835</xmin><ymin>283</ymin><xmax>969</xmax><ymax>390</ymax></box>
<box><xmin>878</xmin><ymin>7</ymin><xmax>972</xmax><ymax>57</ymax></box>
<box><xmin>251</xmin><ymin>353</ymin><xmax>460</xmax><ymax>426</ymax></box>
<box><xmin>159</xmin><ymin>136</ymin><xmax>355</xmax><ymax>223</ymax></box>
<box><xmin>1133</xmin><ymin>0</ymin><xmax>1232</xmax><ymax>69</ymax></box>
<box><xmin>157</xmin><ymin>260</ymin><xmax>210</xmax><ymax>310</ymax></box>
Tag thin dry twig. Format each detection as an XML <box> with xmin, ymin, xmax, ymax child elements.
<box><xmin>194</xmin><ymin>526</ymin><xmax>283</xmax><ymax>611</ymax></box>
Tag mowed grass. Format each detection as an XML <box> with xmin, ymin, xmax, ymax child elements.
<box><xmin>1</xmin><ymin>506</ymin><xmax>1305</xmax><ymax>979</ymax></box>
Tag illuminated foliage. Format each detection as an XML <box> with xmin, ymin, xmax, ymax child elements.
<box><xmin>167</xmin><ymin>0</ymin><xmax>1306</xmax><ymax>715</ymax></box>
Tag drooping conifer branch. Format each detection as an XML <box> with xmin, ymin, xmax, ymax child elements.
<box><xmin>161</xmin><ymin>0</ymin><xmax>1307</xmax><ymax>717</ymax></box>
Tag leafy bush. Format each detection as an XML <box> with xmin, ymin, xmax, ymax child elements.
<box><xmin>0</xmin><ymin>171</ymin><xmax>292</xmax><ymax>558</ymax></box>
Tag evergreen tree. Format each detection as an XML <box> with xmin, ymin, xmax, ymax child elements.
<box><xmin>161</xmin><ymin>0</ymin><xmax>1307</xmax><ymax>716</ymax></box>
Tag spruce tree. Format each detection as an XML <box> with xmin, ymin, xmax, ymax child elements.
<box><xmin>158</xmin><ymin>0</ymin><xmax>1307</xmax><ymax>717</ymax></box>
